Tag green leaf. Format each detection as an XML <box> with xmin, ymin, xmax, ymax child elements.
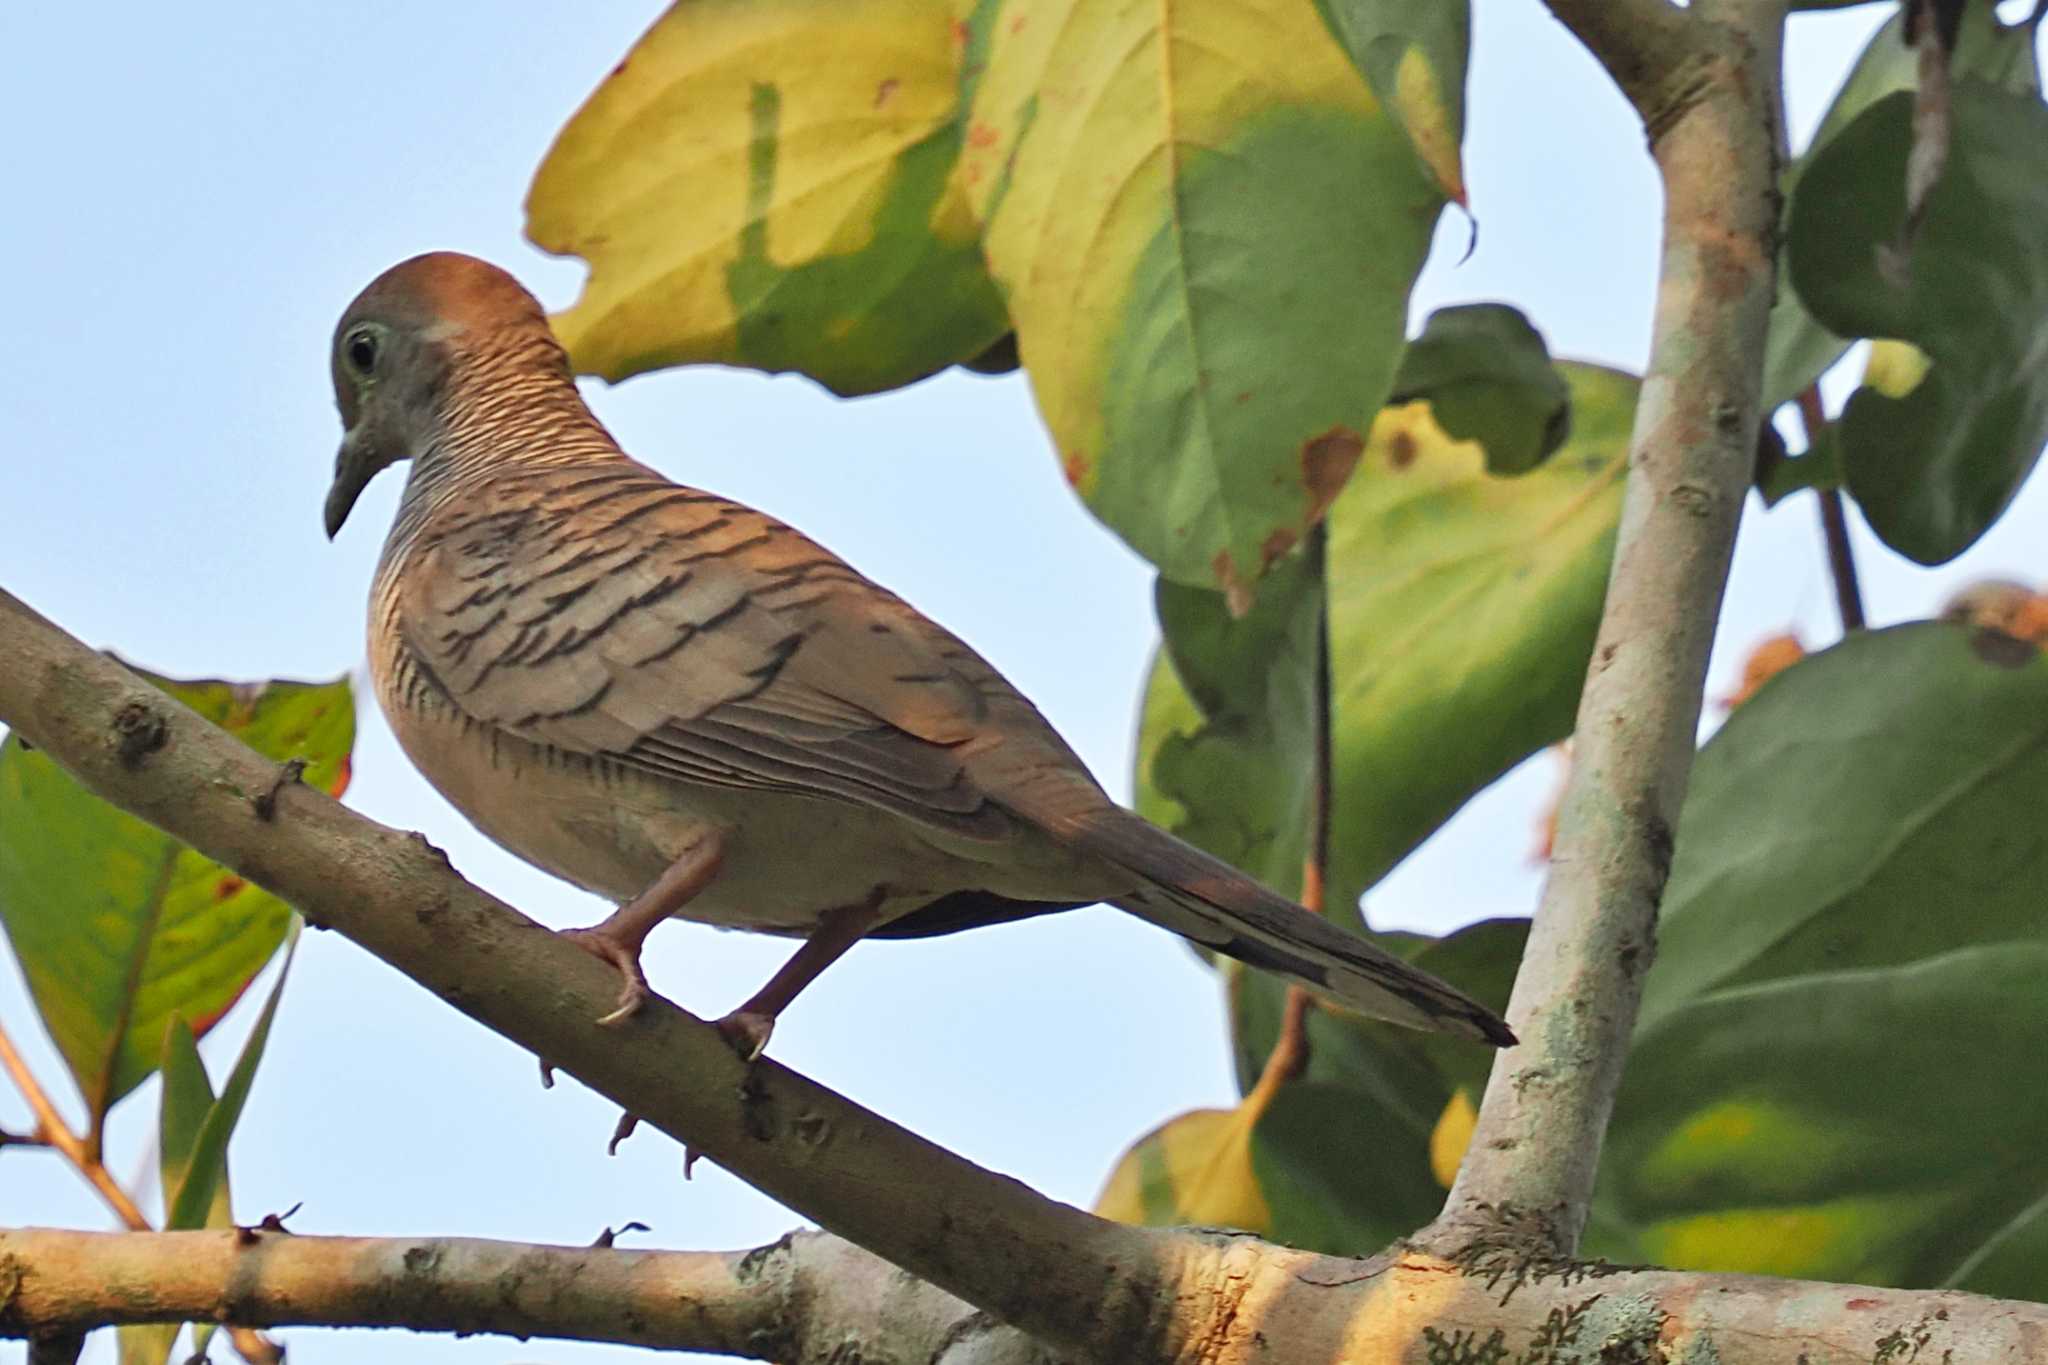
<box><xmin>1787</xmin><ymin>82</ymin><xmax>2048</xmax><ymax>562</ymax></box>
<box><xmin>0</xmin><ymin>671</ymin><xmax>351</xmax><ymax>1123</ymax></box>
<box><xmin>1643</xmin><ymin>623</ymin><xmax>2048</xmax><ymax>1025</ymax></box>
<box><xmin>1756</xmin><ymin>421</ymin><xmax>1842</xmax><ymax>507</ymax></box>
<box><xmin>528</xmin><ymin>0</ymin><xmax>1008</xmax><ymax>395</ymax></box>
<box><xmin>166</xmin><ymin>924</ymin><xmax>297</xmax><ymax>1233</ymax></box>
<box><xmin>1311</xmin><ymin>0</ymin><xmax>1469</xmax><ymax>202</ymax></box>
<box><xmin>1762</xmin><ymin>6</ymin><xmax>2039</xmax><ymax>411</ymax></box>
<box><xmin>1604</xmin><ymin>624</ymin><xmax>2048</xmax><ymax>1291</ymax></box>
<box><xmin>963</xmin><ymin>0</ymin><xmax>1447</xmax><ymax>600</ymax></box>
<box><xmin>1389</xmin><ymin>304</ymin><xmax>1570</xmax><ymax>476</ymax></box>
<box><xmin>159</xmin><ymin>1018</ymin><xmax>230</xmax><ymax>1227</ymax></box>
<box><xmin>1147</xmin><ymin>550</ymin><xmax>1323</xmax><ymax>901</ymax></box>
<box><xmin>1610</xmin><ymin>945</ymin><xmax>2048</xmax><ymax>1290</ymax></box>
<box><xmin>1135</xmin><ymin>362</ymin><xmax>1632</xmax><ymax>923</ymax></box>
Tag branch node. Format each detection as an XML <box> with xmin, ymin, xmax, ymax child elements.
<box><xmin>112</xmin><ymin>700</ymin><xmax>167</xmax><ymax>769</ymax></box>
<box><xmin>252</xmin><ymin>757</ymin><xmax>306</xmax><ymax>821</ymax></box>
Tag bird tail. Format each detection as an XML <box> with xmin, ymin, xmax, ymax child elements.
<box><xmin>1059</xmin><ymin>805</ymin><xmax>1515</xmax><ymax>1046</ymax></box>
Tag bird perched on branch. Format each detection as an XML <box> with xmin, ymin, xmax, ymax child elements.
<box><xmin>322</xmin><ymin>252</ymin><xmax>1514</xmax><ymax>1058</ymax></box>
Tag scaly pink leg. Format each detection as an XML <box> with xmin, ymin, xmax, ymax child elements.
<box><xmin>561</xmin><ymin>834</ymin><xmax>725</xmax><ymax>1026</ymax></box>
<box><xmin>714</xmin><ymin>891</ymin><xmax>889</xmax><ymax>1059</ymax></box>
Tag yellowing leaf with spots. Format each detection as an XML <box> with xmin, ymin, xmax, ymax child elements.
<box><xmin>958</xmin><ymin>0</ymin><xmax>1449</xmax><ymax>597</ymax></box>
<box><xmin>527</xmin><ymin>0</ymin><xmax>1007</xmax><ymax>395</ymax></box>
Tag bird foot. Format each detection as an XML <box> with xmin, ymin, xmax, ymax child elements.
<box><xmin>714</xmin><ymin>1010</ymin><xmax>775</xmax><ymax>1061</ymax></box>
<box><xmin>560</xmin><ymin>927</ymin><xmax>653</xmax><ymax>1025</ymax></box>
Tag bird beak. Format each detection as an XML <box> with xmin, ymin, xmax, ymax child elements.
<box><xmin>323</xmin><ymin>431</ymin><xmax>377</xmax><ymax>540</ymax></box>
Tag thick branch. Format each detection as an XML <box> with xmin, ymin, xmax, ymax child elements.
<box><xmin>0</xmin><ymin>587</ymin><xmax>1180</xmax><ymax>1362</ymax></box>
<box><xmin>6</xmin><ymin>1228</ymin><xmax>2048</xmax><ymax>1365</ymax></box>
<box><xmin>1433</xmin><ymin>8</ymin><xmax>1786</xmax><ymax>1252</ymax></box>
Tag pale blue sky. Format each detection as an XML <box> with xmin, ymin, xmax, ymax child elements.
<box><xmin>3</xmin><ymin>4</ymin><xmax>2043</xmax><ymax>1362</ymax></box>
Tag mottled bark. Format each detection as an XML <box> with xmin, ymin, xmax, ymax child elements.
<box><xmin>1428</xmin><ymin>0</ymin><xmax>1788</xmax><ymax>1254</ymax></box>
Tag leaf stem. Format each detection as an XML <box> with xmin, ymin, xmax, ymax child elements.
<box><xmin>0</xmin><ymin>1017</ymin><xmax>150</xmax><ymax>1229</ymax></box>
<box><xmin>1255</xmin><ymin>524</ymin><xmax>1336</xmax><ymax>1093</ymax></box>
<box><xmin>1303</xmin><ymin>523</ymin><xmax>1334</xmax><ymax>912</ymax></box>
<box><xmin>1796</xmin><ymin>385</ymin><xmax>1865</xmax><ymax>633</ymax></box>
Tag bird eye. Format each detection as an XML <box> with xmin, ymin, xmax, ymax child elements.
<box><xmin>345</xmin><ymin>329</ymin><xmax>379</xmax><ymax>376</ymax></box>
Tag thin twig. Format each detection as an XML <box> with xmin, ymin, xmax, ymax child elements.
<box><xmin>0</xmin><ymin>1018</ymin><xmax>149</xmax><ymax>1229</ymax></box>
<box><xmin>1795</xmin><ymin>385</ymin><xmax>1865</xmax><ymax>632</ymax></box>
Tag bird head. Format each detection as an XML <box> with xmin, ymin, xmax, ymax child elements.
<box><xmin>324</xmin><ymin>252</ymin><xmax>555</xmax><ymax>538</ymax></box>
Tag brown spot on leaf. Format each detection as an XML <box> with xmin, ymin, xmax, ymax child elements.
<box><xmin>968</xmin><ymin>122</ymin><xmax>998</xmax><ymax>149</ymax></box>
<box><xmin>1212</xmin><ymin>550</ymin><xmax>1253</xmax><ymax>617</ymax></box>
<box><xmin>215</xmin><ymin>875</ymin><xmax>247</xmax><ymax>902</ymax></box>
<box><xmin>1062</xmin><ymin>450</ymin><xmax>1089</xmax><ymax>487</ymax></box>
<box><xmin>1235</xmin><ymin>390</ymin><xmax>1253</xmax><ymax>405</ymax></box>
<box><xmin>1386</xmin><ymin>430</ymin><xmax>1418</xmax><ymax>470</ymax></box>
<box><xmin>328</xmin><ymin>754</ymin><xmax>352</xmax><ymax>799</ymax></box>
<box><xmin>952</xmin><ymin>19</ymin><xmax>971</xmax><ymax>46</ymax></box>
<box><xmin>1261</xmin><ymin>527</ymin><xmax>1298</xmax><ymax>570</ymax></box>
<box><xmin>874</xmin><ymin>78</ymin><xmax>899</xmax><ymax>109</ymax></box>
<box><xmin>1846</xmin><ymin>1299</ymin><xmax>1880</xmax><ymax>1311</ymax></box>
<box><xmin>1010</xmin><ymin>14</ymin><xmax>1028</xmax><ymax>32</ymax></box>
<box><xmin>1970</xmin><ymin>627</ymin><xmax>2037</xmax><ymax>669</ymax></box>
<box><xmin>1301</xmin><ymin>426</ymin><xmax>1364</xmax><ymax>526</ymax></box>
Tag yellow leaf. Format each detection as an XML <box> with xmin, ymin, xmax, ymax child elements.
<box><xmin>1862</xmin><ymin>337</ymin><xmax>1932</xmax><ymax>398</ymax></box>
<box><xmin>1642</xmin><ymin>1194</ymin><xmax>1948</xmax><ymax>1282</ymax></box>
<box><xmin>1094</xmin><ymin>1106</ymin><xmax>1272</xmax><ymax>1233</ymax></box>
<box><xmin>1096</xmin><ymin>998</ymin><xmax>1306</xmax><ymax>1232</ymax></box>
<box><xmin>1428</xmin><ymin>1087</ymin><xmax>1477</xmax><ymax>1189</ymax></box>
<box><xmin>526</xmin><ymin>0</ymin><xmax>1005</xmax><ymax>393</ymax></box>
<box><xmin>957</xmin><ymin>0</ymin><xmax>1437</xmax><ymax>590</ymax></box>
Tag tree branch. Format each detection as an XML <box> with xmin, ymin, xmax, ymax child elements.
<box><xmin>1796</xmin><ymin>384</ymin><xmax>1865</xmax><ymax>632</ymax></box>
<box><xmin>1432</xmin><ymin>5</ymin><xmax>1787</xmax><ymax>1252</ymax></box>
<box><xmin>1539</xmin><ymin>0</ymin><xmax>1701</xmax><ymax>126</ymax></box>
<box><xmin>5</xmin><ymin>1227</ymin><xmax>2048</xmax><ymax>1364</ymax></box>
<box><xmin>0</xmin><ymin>586</ymin><xmax>1182</xmax><ymax>1362</ymax></box>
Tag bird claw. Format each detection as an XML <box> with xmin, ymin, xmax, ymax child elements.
<box><xmin>560</xmin><ymin>927</ymin><xmax>652</xmax><ymax>1026</ymax></box>
<box><xmin>714</xmin><ymin>1010</ymin><xmax>775</xmax><ymax>1061</ymax></box>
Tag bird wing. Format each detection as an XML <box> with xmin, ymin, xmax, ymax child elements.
<box><xmin>395</xmin><ymin>463</ymin><xmax>1513</xmax><ymax>1043</ymax></box>
<box><xmin>395</xmin><ymin>462</ymin><xmax>1086</xmax><ymax>840</ymax></box>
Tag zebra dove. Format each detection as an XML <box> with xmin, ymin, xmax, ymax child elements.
<box><xmin>323</xmin><ymin>252</ymin><xmax>1515</xmax><ymax>1056</ymax></box>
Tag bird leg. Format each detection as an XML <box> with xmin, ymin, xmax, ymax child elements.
<box><xmin>562</xmin><ymin>834</ymin><xmax>725</xmax><ymax>1026</ymax></box>
<box><xmin>715</xmin><ymin>891</ymin><xmax>889</xmax><ymax>1060</ymax></box>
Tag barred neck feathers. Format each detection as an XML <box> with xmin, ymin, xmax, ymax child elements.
<box><xmin>389</xmin><ymin>322</ymin><xmax>626</xmax><ymax>551</ymax></box>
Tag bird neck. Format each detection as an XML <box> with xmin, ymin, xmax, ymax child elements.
<box><xmin>387</xmin><ymin>332</ymin><xmax>629</xmax><ymax>555</ymax></box>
